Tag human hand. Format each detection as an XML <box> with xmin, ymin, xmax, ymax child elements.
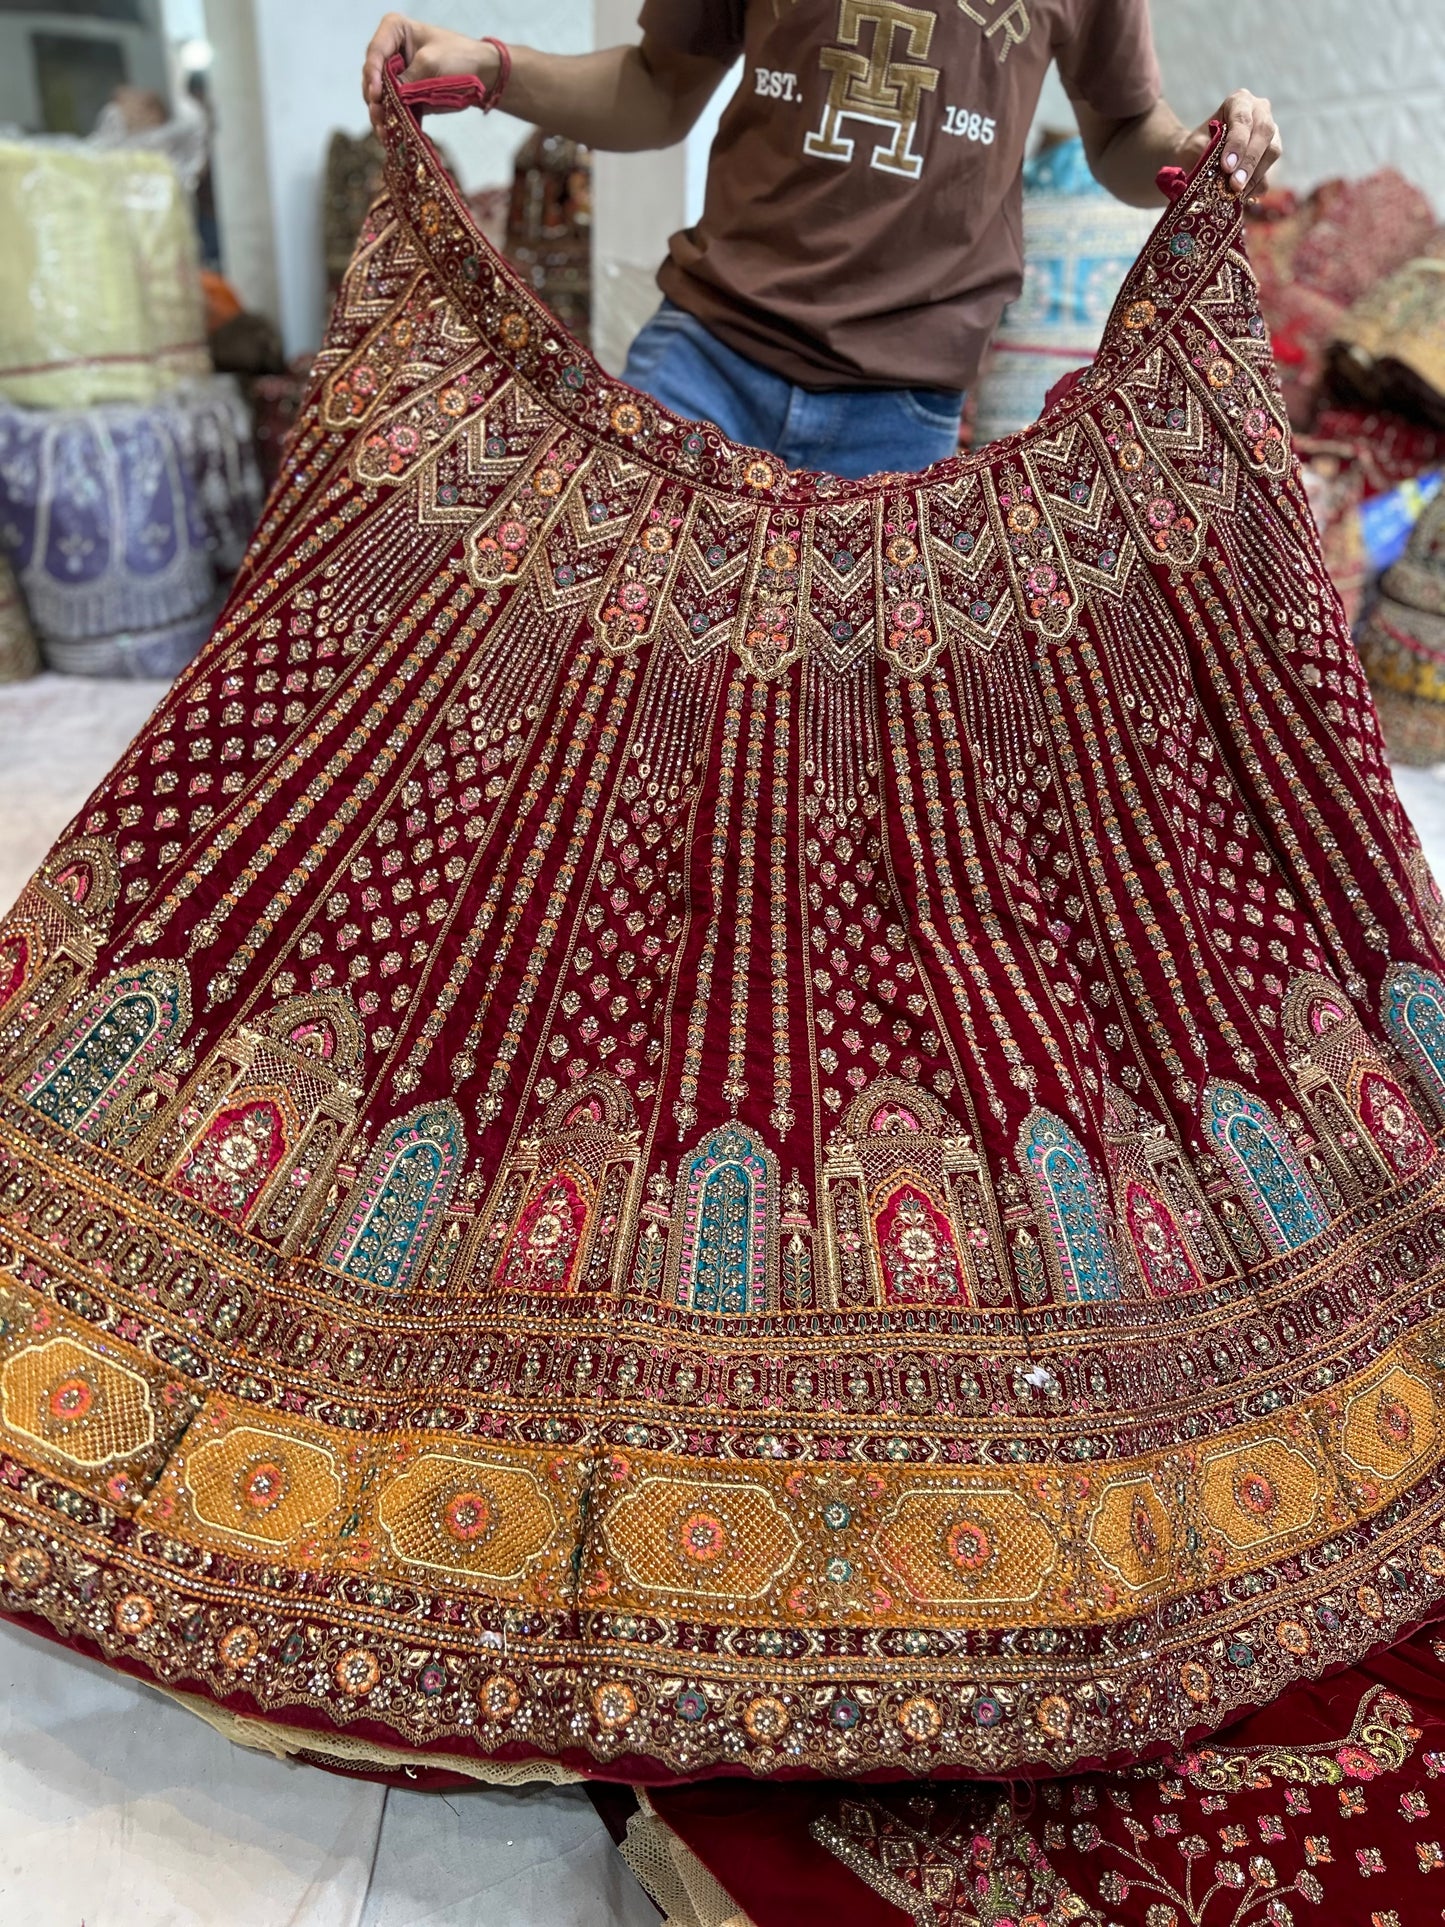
<box><xmin>1174</xmin><ymin>89</ymin><xmax>1283</xmax><ymax>201</ymax></box>
<box><xmin>362</xmin><ymin>15</ymin><xmax>502</xmax><ymax>132</ymax></box>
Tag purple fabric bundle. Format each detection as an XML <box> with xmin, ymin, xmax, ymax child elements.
<box><xmin>0</xmin><ymin>376</ymin><xmax>261</xmax><ymax>676</ymax></box>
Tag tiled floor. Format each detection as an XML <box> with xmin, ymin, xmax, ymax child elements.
<box><xmin>0</xmin><ymin>674</ymin><xmax>656</xmax><ymax>1927</ymax></box>
<box><xmin>4</xmin><ymin>669</ymin><xmax>1445</xmax><ymax>1926</ymax></box>
<box><xmin>0</xmin><ymin>674</ymin><xmax>167</xmax><ymax>912</ymax></box>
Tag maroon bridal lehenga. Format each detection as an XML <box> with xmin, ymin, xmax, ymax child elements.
<box><xmin>3</xmin><ymin>57</ymin><xmax>1445</xmax><ymax>1923</ymax></box>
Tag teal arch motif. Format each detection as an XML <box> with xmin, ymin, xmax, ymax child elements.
<box><xmin>1203</xmin><ymin>1080</ymin><xmax>1327</xmax><ymax>1253</ymax></box>
<box><xmin>674</xmin><ymin>1124</ymin><xmax>775</xmax><ymax>1315</ymax></box>
<box><xmin>19</xmin><ymin>964</ymin><xmax>188</xmax><ymax>1138</ymax></box>
<box><xmin>1019</xmin><ymin>1110</ymin><xmax>1121</xmax><ymax>1303</ymax></box>
<box><xmin>1383</xmin><ymin>965</ymin><xmax>1445</xmax><ymax>1121</ymax></box>
<box><xmin>327</xmin><ymin>1103</ymin><xmax>463</xmax><ymax>1290</ymax></box>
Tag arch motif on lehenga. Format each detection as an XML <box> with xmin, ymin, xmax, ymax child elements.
<box><xmin>14</xmin><ymin>963</ymin><xmax>189</xmax><ymax>1138</ymax></box>
<box><xmin>326</xmin><ymin>1102</ymin><xmax>464</xmax><ymax>1291</ymax></box>
<box><xmin>134</xmin><ymin>992</ymin><xmax>363</xmax><ymax>1246</ymax></box>
<box><xmin>1352</xmin><ymin>1067</ymin><xmax>1436</xmax><ymax>1179</ymax></box>
<box><xmin>1099</xmin><ymin>1082</ymin><xmax>1232</xmax><ymax>1295</ymax></box>
<box><xmin>0</xmin><ymin>838</ymin><xmax>124</xmax><ymax>1068</ymax></box>
<box><xmin>1282</xmin><ymin>970</ymin><xmax>1433</xmax><ymax>1199</ymax></box>
<box><xmin>1202</xmin><ymin>1080</ymin><xmax>1327</xmax><ymax>1253</ymax></box>
<box><xmin>819</xmin><ymin>1081</ymin><xmax>998</xmax><ymax>1309</ymax></box>
<box><xmin>171</xmin><ymin>1088</ymin><xmax>298</xmax><ymax>1222</ymax></box>
<box><xmin>482</xmin><ymin>1074</ymin><xmax>640</xmax><ymax>1296</ymax></box>
<box><xmin>868</xmin><ymin>1175</ymin><xmax>973</xmax><ymax>1306</ymax></box>
<box><xmin>670</xmin><ymin>1123</ymin><xmax>777</xmax><ymax>1315</ymax></box>
<box><xmin>495</xmin><ymin>1163</ymin><xmax>591</xmax><ymax>1293</ymax></box>
<box><xmin>1383</xmin><ymin>965</ymin><xmax>1445</xmax><ymax>1123</ymax></box>
<box><xmin>1019</xmin><ymin>1109</ymin><xmax>1122</xmax><ymax>1303</ymax></box>
<box><xmin>0</xmin><ymin>929</ymin><xmax>34</xmax><ymax>1015</ymax></box>
<box><xmin>1122</xmin><ymin>1178</ymin><xmax>1201</xmax><ymax>1297</ymax></box>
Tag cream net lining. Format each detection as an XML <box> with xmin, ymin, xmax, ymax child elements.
<box><xmin>153</xmin><ymin>1682</ymin><xmax>584</xmax><ymax>1785</ymax></box>
<box><xmin>619</xmin><ymin>1793</ymin><xmax>755</xmax><ymax>1927</ymax></box>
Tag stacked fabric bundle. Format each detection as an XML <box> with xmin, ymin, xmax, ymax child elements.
<box><xmin>0</xmin><ymin>377</ymin><xmax>262</xmax><ymax>677</ymax></box>
<box><xmin>1358</xmin><ymin>488</ymin><xmax>1445</xmax><ymax>762</ymax></box>
<box><xmin>1245</xmin><ymin>169</ymin><xmax>1437</xmax><ymax>431</ymax></box>
<box><xmin>0</xmin><ymin>139</ymin><xmax>263</xmax><ymax>677</ymax></box>
<box><xmin>0</xmin><ymin>554</ymin><xmax>40</xmax><ymax>684</ymax></box>
<box><xmin>0</xmin><ymin>141</ymin><xmax>208</xmax><ymax>410</ymax></box>
<box><xmin>1335</xmin><ymin>248</ymin><xmax>1445</xmax><ymax>429</ymax></box>
<box><xmin>970</xmin><ymin>136</ymin><xmax>1154</xmax><ymax>446</ymax></box>
<box><xmin>1237</xmin><ymin>172</ymin><xmax>1445</xmax><ymax>700</ymax></box>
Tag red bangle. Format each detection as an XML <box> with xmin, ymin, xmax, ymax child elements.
<box><xmin>479</xmin><ymin>36</ymin><xmax>510</xmax><ymax>113</ymax></box>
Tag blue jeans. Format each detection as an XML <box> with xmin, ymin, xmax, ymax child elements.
<box><xmin>621</xmin><ymin>301</ymin><xmax>964</xmax><ymax>481</ymax></box>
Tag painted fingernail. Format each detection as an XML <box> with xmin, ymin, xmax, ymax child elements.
<box><xmin>1225</xmin><ymin>152</ymin><xmax>1238</xmax><ymax>168</ymax></box>
<box><xmin>1234</xmin><ymin>168</ymin><xmax>1248</xmax><ymax>185</ymax></box>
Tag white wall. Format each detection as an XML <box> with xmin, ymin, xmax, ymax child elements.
<box><xmin>1032</xmin><ymin>0</ymin><xmax>1445</xmax><ymax>207</ymax></box>
<box><xmin>205</xmin><ymin>0</ymin><xmax>280</xmax><ymax>323</ymax></box>
<box><xmin>0</xmin><ymin>4</ymin><xmax>168</xmax><ymax>134</ymax></box>
<box><xmin>1149</xmin><ymin>0</ymin><xmax>1445</xmax><ymax>212</ymax></box>
<box><xmin>207</xmin><ymin>0</ymin><xmax>1445</xmax><ymax>362</ymax></box>
<box><xmin>209</xmin><ymin>0</ymin><xmax>595</xmax><ymax>356</ymax></box>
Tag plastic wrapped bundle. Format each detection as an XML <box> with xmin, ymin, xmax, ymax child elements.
<box><xmin>1358</xmin><ymin>489</ymin><xmax>1445</xmax><ymax>763</ymax></box>
<box><xmin>971</xmin><ymin>137</ymin><xmax>1154</xmax><ymax>447</ymax></box>
<box><xmin>0</xmin><ymin>377</ymin><xmax>262</xmax><ymax>677</ymax></box>
<box><xmin>1333</xmin><ymin>248</ymin><xmax>1445</xmax><ymax>430</ymax></box>
<box><xmin>0</xmin><ymin>554</ymin><xmax>39</xmax><ymax>683</ymax></box>
<box><xmin>0</xmin><ymin>140</ymin><xmax>208</xmax><ymax>410</ymax></box>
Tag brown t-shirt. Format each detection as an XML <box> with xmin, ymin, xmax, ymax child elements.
<box><xmin>639</xmin><ymin>0</ymin><xmax>1161</xmax><ymax>391</ymax></box>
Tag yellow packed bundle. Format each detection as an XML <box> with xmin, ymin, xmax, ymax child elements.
<box><xmin>0</xmin><ymin>140</ymin><xmax>208</xmax><ymax>408</ymax></box>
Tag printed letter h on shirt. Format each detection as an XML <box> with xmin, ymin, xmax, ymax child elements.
<box><xmin>803</xmin><ymin>0</ymin><xmax>940</xmax><ymax>180</ymax></box>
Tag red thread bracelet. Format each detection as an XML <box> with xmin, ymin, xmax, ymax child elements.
<box><xmin>479</xmin><ymin>36</ymin><xmax>511</xmax><ymax>113</ymax></box>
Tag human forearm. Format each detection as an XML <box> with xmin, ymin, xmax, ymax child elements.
<box><xmin>1074</xmin><ymin>90</ymin><xmax>1283</xmax><ymax>210</ymax></box>
<box><xmin>485</xmin><ymin>40</ymin><xmax>722</xmax><ymax>151</ymax></box>
<box><xmin>363</xmin><ymin>14</ymin><xmax>726</xmax><ymax>152</ymax></box>
<box><xmin>1078</xmin><ymin>98</ymin><xmax>1190</xmax><ymax>208</ymax></box>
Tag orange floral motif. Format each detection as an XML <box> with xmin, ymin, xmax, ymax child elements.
<box><xmin>4</xmin><ymin>1547</ymin><xmax>50</xmax><ymax>1592</ymax></box>
<box><xmin>114</xmin><ymin>1592</ymin><xmax>154</xmax><ymax>1636</ymax></box>
<box><xmin>335</xmin><ymin>1648</ymin><xmax>380</xmax><ymax>1697</ymax></box>
<box><xmin>442</xmin><ymin>1491</ymin><xmax>492</xmax><ymax>1541</ymax></box>
<box><xmin>593</xmin><ymin>1681</ymin><xmax>637</xmax><ymax>1730</ymax></box>
<box><xmin>744</xmin><ymin>1695</ymin><xmax>790</xmax><ymax>1741</ymax></box>
<box><xmin>240</xmin><ymin>1460</ymin><xmax>287</xmax><ymax>1512</ymax></box>
<box><xmin>480</xmin><ymin>1674</ymin><xmax>521</xmax><ymax>1721</ymax></box>
<box><xmin>896</xmin><ymin>1696</ymin><xmax>942</xmax><ymax>1742</ymax></box>
<box><xmin>219</xmin><ymin>1624</ymin><xmax>260</xmax><ymax>1671</ymax></box>
<box><xmin>47</xmin><ymin>1376</ymin><xmax>93</xmax><ymax>1422</ymax></box>
<box><xmin>677</xmin><ymin>1511</ymin><xmax>728</xmax><ymax>1565</ymax></box>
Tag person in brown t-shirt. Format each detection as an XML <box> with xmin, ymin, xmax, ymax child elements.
<box><xmin>364</xmin><ymin>5</ymin><xmax>1281</xmax><ymax>478</ymax></box>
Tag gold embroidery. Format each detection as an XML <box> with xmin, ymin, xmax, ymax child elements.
<box><xmin>804</xmin><ymin>0</ymin><xmax>940</xmax><ymax>180</ymax></box>
<box><xmin>957</xmin><ymin>0</ymin><xmax>1032</xmax><ymax>64</ymax></box>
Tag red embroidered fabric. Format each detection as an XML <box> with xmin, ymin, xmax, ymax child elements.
<box><xmin>652</xmin><ymin>1629</ymin><xmax>1445</xmax><ymax>1923</ymax></box>
<box><xmin>2</xmin><ymin>61</ymin><xmax>1445</xmax><ymax>1788</ymax></box>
